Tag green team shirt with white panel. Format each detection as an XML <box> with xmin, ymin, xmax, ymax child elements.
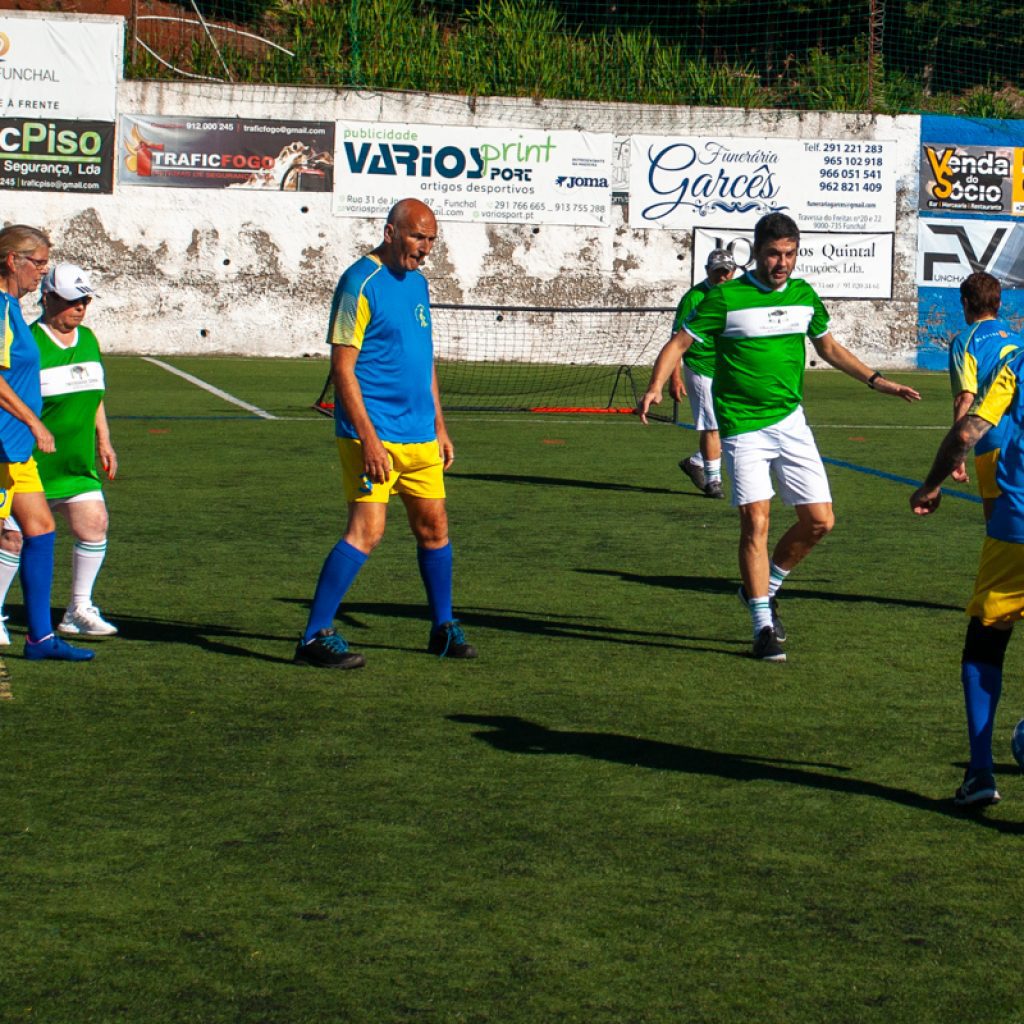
<box><xmin>30</xmin><ymin>322</ymin><xmax>105</xmax><ymax>498</ymax></box>
<box><xmin>682</xmin><ymin>272</ymin><xmax>830</xmax><ymax>439</ymax></box>
<box><xmin>672</xmin><ymin>280</ymin><xmax>715</xmax><ymax>378</ymax></box>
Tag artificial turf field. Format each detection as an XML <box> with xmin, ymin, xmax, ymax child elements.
<box><xmin>2</xmin><ymin>358</ymin><xmax>1021</xmax><ymax>1024</ymax></box>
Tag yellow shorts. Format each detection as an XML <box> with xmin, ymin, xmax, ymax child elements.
<box><xmin>974</xmin><ymin>449</ymin><xmax>1000</xmax><ymax>500</ymax></box>
<box><xmin>336</xmin><ymin>438</ymin><xmax>446</xmax><ymax>504</ymax></box>
<box><xmin>966</xmin><ymin>535</ymin><xmax>1024</xmax><ymax>625</ymax></box>
<box><xmin>0</xmin><ymin>458</ymin><xmax>43</xmax><ymax>518</ymax></box>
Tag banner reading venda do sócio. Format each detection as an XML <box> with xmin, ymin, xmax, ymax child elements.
<box><xmin>333</xmin><ymin>122</ymin><xmax>613</xmax><ymax>227</ymax></box>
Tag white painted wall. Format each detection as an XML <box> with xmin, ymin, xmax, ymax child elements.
<box><xmin>11</xmin><ymin>80</ymin><xmax>920</xmax><ymax>365</ymax></box>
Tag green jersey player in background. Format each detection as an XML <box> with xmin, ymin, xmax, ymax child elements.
<box><xmin>638</xmin><ymin>213</ymin><xmax>920</xmax><ymax>662</ymax></box>
<box><xmin>0</xmin><ymin>264</ymin><xmax>118</xmax><ymax>640</ymax></box>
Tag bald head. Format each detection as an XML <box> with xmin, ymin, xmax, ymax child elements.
<box><xmin>374</xmin><ymin>198</ymin><xmax>438</xmax><ymax>273</ymax></box>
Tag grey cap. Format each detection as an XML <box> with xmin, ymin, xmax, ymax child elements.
<box><xmin>706</xmin><ymin>248</ymin><xmax>736</xmax><ymax>272</ymax></box>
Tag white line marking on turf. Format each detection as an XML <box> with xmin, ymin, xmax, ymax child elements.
<box><xmin>143</xmin><ymin>358</ymin><xmax>277</xmax><ymax>420</ymax></box>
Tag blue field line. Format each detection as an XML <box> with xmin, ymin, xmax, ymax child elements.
<box><xmin>821</xmin><ymin>456</ymin><xmax>982</xmax><ymax>504</ymax></box>
<box><xmin>673</xmin><ymin>420</ymin><xmax>982</xmax><ymax>504</ymax></box>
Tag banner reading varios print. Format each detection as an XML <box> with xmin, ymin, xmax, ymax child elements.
<box><xmin>333</xmin><ymin>122</ymin><xmax>613</xmax><ymax>226</ymax></box>
<box><xmin>629</xmin><ymin>136</ymin><xmax>897</xmax><ymax>233</ymax></box>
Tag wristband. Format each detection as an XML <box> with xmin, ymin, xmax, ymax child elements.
<box><xmin>866</xmin><ymin>371</ymin><xmax>882</xmax><ymax>390</ymax></box>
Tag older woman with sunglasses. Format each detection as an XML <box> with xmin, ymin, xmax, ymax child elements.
<box><xmin>0</xmin><ymin>227</ymin><xmax>93</xmax><ymax>662</ymax></box>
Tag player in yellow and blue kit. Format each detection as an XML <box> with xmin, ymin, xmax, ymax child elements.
<box><xmin>913</xmin><ymin>346</ymin><xmax>1024</xmax><ymax>806</ymax></box>
<box><xmin>295</xmin><ymin>198</ymin><xmax>476</xmax><ymax>669</ymax></box>
<box><xmin>947</xmin><ymin>272</ymin><xmax>1019</xmax><ymax>519</ymax></box>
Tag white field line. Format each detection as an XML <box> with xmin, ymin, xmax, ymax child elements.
<box><xmin>143</xmin><ymin>357</ymin><xmax>277</xmax><ymax>420</ymax></box>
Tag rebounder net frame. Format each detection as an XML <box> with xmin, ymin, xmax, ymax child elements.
<box><xmin>314</xmin><ymin>304</ymin><xmax>676</xmax><ymax>417</ymax></box>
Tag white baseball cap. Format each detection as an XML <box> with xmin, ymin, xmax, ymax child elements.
<box><xmin>41</xmin><ymin>263</ymin><xmax>96</xmax><ymax>301</ymax></box>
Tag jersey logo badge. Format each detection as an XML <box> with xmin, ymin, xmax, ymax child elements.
<box><xmin>415</xmin><ymin>304</ymin><xmax>430</xmax><ymax>328</ymax></box>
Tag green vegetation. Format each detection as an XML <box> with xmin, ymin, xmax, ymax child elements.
<box><xmin>128</xmin><ymin>0</ymin><xmax>1024</xmax><ymax>114</ymax></box>
<box><xmin>3</xmin><ymin>358</ymin><xmax>1024</xmax><ymax>1022</ymax></box>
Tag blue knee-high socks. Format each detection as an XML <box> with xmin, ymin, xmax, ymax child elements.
<box><xmin>417</xmin><ymin>543</ymin><xmax>453</xmax><ymax>628</ymax></box>
<box><xmin>20</xmin><ymin>531</ymin><xmax>55</xmax><ymax>643</ymax></box>
<box><xmin>962</xmin><ymin>618</ymin><xmax>1012</xmax><ymax>773</ymax></box>
<box><xmin>303</xmin><ymin>540</ymin><xmax>368</xmax><ymax>644</ymax></box>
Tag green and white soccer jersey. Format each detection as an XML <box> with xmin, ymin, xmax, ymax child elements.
<box><xmin>30</xmin><ymin>322</ymin><xmax>105</xmax><ymax>499</ymax></box>
<box><xmin>673</xmin><ymin>280</ymin><xmax>715</xmax><ymax>377</ymax></box>
<box><xmin>684</xmin><ymin>273</ymin><xmax>830</xmax><ymax>438</ymax></box>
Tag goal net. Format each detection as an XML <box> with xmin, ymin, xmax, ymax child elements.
<box><xmin>314</xmin><ymin>304</ymin><xmax>674</xmax><ymax>415</ymax></box>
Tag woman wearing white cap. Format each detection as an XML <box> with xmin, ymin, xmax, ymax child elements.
<box><xmin>0</xmin><ymin>261</ymin><xmax>117</xmax><ymax>640</ymax></box>
<box><xmin>0</xmin><ymin>231</ymin><xmax>94</xmax><ymax>661</ymax></box>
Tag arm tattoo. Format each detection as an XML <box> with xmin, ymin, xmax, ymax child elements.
<box><xmin>923</xmin><ymin>415</ymin><xmax>992</xmax><ymax>490</ymax></box>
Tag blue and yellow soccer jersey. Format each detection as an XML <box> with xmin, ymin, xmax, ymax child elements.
<box><xmin>949</xmin><ymin>318</ymin><xmax>1019</xmax><ymax>456</ymax></box>
<box><xmin>972</xmin><ymin>348</ymin><xmax>1024</xmax><ymax>543</ymax></box>
<box><xmin>328</xmin><ymin>255</ymin><xmax>436</xmax><ymax>444</ymax></box>
<box><xmin>0</xmin><ymin>291</ymin><xmax>42</xmax><ymax>463</ymax></box>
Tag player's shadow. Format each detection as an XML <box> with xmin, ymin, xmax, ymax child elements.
<box><xmin>50</xmin><ymin>610</ymin><xmax>300</xmax><ymax>665</ymax></box>
<box><xmin>276</xmin><ymin>597</ymin><xmax>751</xmax><ymax>657</ymax></box>
<box><xmin>577</xmin><ymin>568</ymin><xmax>964</xmax><ymax>612</ymax></box>
<box><xmin>449</xmin><ymin>714</ymin><xmax>1024</xmax><ymax>833</ymax></box>
<box><xmin>448</xmin><ymin>470</ymin><xmax>681</xmax><ymax>497</ymax></box>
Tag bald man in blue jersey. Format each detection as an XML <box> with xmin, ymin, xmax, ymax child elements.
<box><xmin>295</xmin><ymin>198</ymin><xmax>476</xmax><ymax>668</ymax></box>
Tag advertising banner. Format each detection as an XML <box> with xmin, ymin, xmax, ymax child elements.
<box><xmin>916</xmin><ymin>216</ymin><xmax>1024</xmax><ymax>288</ymax></box>
<box><xmin>0</xmin><ymin>15</ymin><xmax>121</xmax><ymax>122</ymax></box>
<box><xmin>333</xmin><ymin>122</ymin><xmax>614</xmax><ymax>226</ymax></box>
<box><xmin>629</xmin><ymin>136</ymin><xmax>897</xmax><ymax>233</ymax></box>
<box><xmin>118</xmin><ymin>115</ymin><xmax>335</xmax><ymax>191</ymax></box>
<box><xmin>920</xmin><ymin>142</ymin><xmax>1024</xmax><ymax>215</ymax></box>
<box><xmin>0</xmin><ymin>117</ymin><xmax>113</xmax><ymax>193</ymax></box>
<box><xmin>693</xmin><ymin>227</ymin><xmax>893</xmax><ymax>299</ymax></box>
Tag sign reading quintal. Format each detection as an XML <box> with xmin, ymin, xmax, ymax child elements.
<box><xmin>629</xmin><ymin>136</ymin><xmax>897</xmax><ymax>232</ymax></box>
<box><xmin>334</xmin><ymin>122</ymin><xmax>613</xmax><ymax>226</ymax></box>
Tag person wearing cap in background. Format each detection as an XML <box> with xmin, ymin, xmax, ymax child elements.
<box><xmin>668</xmin><ymin>247</ymin><xmax>737</xmax><ymax>499</ymax></box>
<box><xmin>0</xmin><ymin>262</ymin><xmax>118</xmax><ymax>642</ymax></box>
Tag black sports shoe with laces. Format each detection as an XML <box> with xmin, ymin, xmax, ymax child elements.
<box><xmin>752</xmin><ymin>626</ymin><xmax>786</xmax><ymax>662</ymax></box>
<box><xmin>294</xmin><ymin>628</ymin><xmax>366</xmax><ymax>669</ymax></box>
<box><xmin>428</xmin><ymin>620</ymin><xmax>478</xmax><ymax>659</ymax></box>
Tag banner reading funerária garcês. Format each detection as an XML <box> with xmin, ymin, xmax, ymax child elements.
<box><xmin>0</xmin><ymin>14</ymin><xmax>121</xmax><ymax>194</ymax></box>
<box><xmin>629</xmin><ymin>135</ymin><xmax>897</xmax><ymax>233</ymax></box>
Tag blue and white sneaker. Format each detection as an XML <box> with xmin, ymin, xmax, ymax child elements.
<box><xmin>954</xmin><ymin>769</ymin><xmax>1001</xmax><ymax>807</ymax></box>
<box><xmin>24</xmin><ymin>633</ymin><xmax>95</xmax><ymax>662</ymax></box>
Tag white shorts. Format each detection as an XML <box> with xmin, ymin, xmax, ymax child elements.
<box><xmin>683</xmin><ymin>366</ymin><xmax>718</xmax><ymax>432</ymax></box>
<box><xmin>3</xmin><ymin>489</ymin><xmax>105</xmax><ymax>532</ymax></box>
<box><xmin>722</xmin><ymin>407</ymin><xmax>832</xmax><ymax>508</ymax></box>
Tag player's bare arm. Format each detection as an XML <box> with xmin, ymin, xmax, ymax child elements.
<box><xmin>333</xmin><ymin>343</ymin><xmax>390</xmax><ymax>483</ymax></box>
<box><xmin>951</xmin><ymin>389</ymin><xmax>975</xmax><ymax>481</ymax></box>
<box><xmin>637</xmin><ymin>330</ymin><xmax>695</xmax><ymax>423</ymax></box>
<box><xmin>431</xmin><ymin>364</ymin><xmax>454</xmax><ymax>469</ymax></box>
<box><xmin>0</xmin><ymin>374</ymin><xmax>54</xmax><ymax>453</ymax></box>
<box><xmin>910</xmin><ymin>413</ymin><xmax>993</xmax><ymax>515</ymax></box>
<box><xmin>810</xmin><ymin>332</ymin><xmax>922</xmax><ymax>402</ymax></box>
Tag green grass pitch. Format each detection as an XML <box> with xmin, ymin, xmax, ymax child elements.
<box><xmin>1</xmin><ymin>358</ymin><xmax>1020</xmax><ymax>1024</ymax></box>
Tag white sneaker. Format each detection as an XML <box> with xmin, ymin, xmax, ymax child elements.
<box><xmin>57</xmin><ymin>604</ymin><xmax>118</xmax><ymax>638</ymax></box>
<box><xmin>0</xmin><ymin>615</ymin><xmax>10</xmax><ymax>646</ymax></box>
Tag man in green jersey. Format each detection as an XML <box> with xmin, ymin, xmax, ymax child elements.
<box><xmin>669</xmin><ymin>247</ymin><xmax>736</xmax><ymax>499</ymax></box>
<box><xmin>638</xmin><ymin>213</ymin><xmax>920</xmax><ymax>662</ymax></box>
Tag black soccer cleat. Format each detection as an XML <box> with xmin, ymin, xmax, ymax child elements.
<box><xmin>428</xmin><ymin>620</ymin><xmax>478</xmax><ymax>659</ymax></box>
<box><xmin>294</xmin><ymin>628</ymin><xmax>366</xmax><ymax>669</ymax></box>
<box><xmin>678</xmin><ymin>456</ymin><xmax>706</xmax><ymax>493</ymax></box>
<box><xmin>752</xmin><ymin>626</ymin><xmax>786</xmax><ymax>662</ymax></box>
<box><xmin>737</xmin><ymin>586</ymin><xmax>786</xmax><ymax>643</ymax></box>
<box><xmin>954</xmin><ymin>769</ymin><xmax>1001</xmax><ymax>807</ymax></box>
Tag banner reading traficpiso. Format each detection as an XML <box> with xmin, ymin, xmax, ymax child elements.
<box><xmin>333</xmin><ymin>122</ymin><xmax>614</xmax><ymax>226</ymax></box>
<box><xmin>629</xmin><ymin>135</ymin><xmax>898</xmax><ymax>232</ymax></box>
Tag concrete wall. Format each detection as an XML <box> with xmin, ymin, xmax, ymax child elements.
<box><xmin>11</xmin><ymin>80</ymin><xmax>920</xmax><ymax>365</ymax></box>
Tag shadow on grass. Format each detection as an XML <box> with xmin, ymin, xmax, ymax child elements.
<box><xmin>449</xmin><ymin>714</ymin><xmax>1024</xmax><ymax>834</ymax></box>
<box><xmin>577</xmin><ymin>569</ymin><xmax>964</xmax><ymax>612</ymax></box>
<box><xmin>449</xmin><ymin>470</ymin><xmax>686</xmax><ymax>497</ymax></box>
<box><xmin>277</xmin><ymin>598</ymin><xmax>752</xmax><ymax>658</ymax></box>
